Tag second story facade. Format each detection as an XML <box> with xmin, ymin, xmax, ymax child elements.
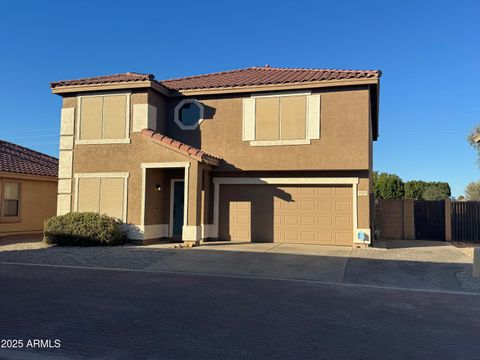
<box><xmin>51</xmin><ymin>66</ymin><xmax>381</xmax><ymax>247</ymax></box>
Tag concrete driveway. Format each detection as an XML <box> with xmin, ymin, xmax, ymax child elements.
<box><xmin>0</xmin><ymin>238</ymin><xmax>477</xmax><ymax>293</ymax></box>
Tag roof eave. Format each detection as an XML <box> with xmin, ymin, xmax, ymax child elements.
<box><xmin>166</xmin><ymin>77</ymin><xmax>380</xmax><ymax>97</ymax></box>
<box><xmin>0</xmin><ymin>171</ymin><xmax>58</xmax><ymax>181</ymax></box>
<box><xmin>51</xmin><ymin>80</ymin><xmax>171</xmax><ymax>96</ymax></box>
<box><xmin>141</xmin><ymin>129</ymin><xmax>221</xmax><ymax>165</ymax></box>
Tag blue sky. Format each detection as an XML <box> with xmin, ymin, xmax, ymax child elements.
<box><xmin>0</xmin><ymin>0</ymin><xmax>479</xmax><ymax>196</ymax></box>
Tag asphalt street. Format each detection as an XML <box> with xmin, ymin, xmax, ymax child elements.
<box><xmin>1</xmin><ymin>263</ymin><xmax>479</xmax><ymax>360</ymax></box>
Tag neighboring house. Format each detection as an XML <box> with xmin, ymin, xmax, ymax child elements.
<box><xmin>50</xmin><ymin>66</ymin><xmax>381</xmax><ymax>246</ymax></box>
<box><xmin>0</xmin><ymin>141</ymin><xmax>58</xmax><ymax>235</ymax></box>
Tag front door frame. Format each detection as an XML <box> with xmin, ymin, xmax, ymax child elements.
<box><xmin>140</xmin><ymin>162</ymin><xmax>190</xmax><ymax>238</ymax></box>
<box><xmin>170</xmin><ymin>179</ymin><xmax>185</xmax><ymax>238</ymax></box>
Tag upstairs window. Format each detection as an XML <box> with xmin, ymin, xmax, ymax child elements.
<box><xmin>2</xmin><ymin>182</ymin><xmax>20</xmax><ymax>217</ymax></box>
<box><xmin>174</xmin><ymin>99</ymin><xmax>204</xmax><ymax>130</ymax></box>
<box><xmin>242</xmin><ymin>92</ymin><xmax>320</xmax><ymax>146</ymax></box>
<box><xmin>78</xmin><ymin>93</ymin><xmax>130</xmax><ymax>143</ymax></box>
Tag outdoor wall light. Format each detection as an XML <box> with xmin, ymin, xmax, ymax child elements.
<box><xmin>155</xmin><ymin>184</ymin><xmax>162</xmax><ymax>192</ymax></box>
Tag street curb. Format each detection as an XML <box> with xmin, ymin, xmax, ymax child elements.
<box><xmin>1</xmin><ymin>260</ymin><xmax>479</xmax><ymax>297</ymax></box>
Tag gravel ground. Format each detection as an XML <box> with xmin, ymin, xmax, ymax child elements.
<box><xmin>0</xmin><ymin>233</ymin><xmax>49</xmax><ymax>251</ymax></box>
<box><xmin>0</xmin><ymin>235</ymin><xmax>174</xmax><ymax>270</ymax></box>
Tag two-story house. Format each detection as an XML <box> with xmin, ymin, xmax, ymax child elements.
<box><xmin>50</xmin><ymin>66</ymin><xmax>381</xmax><ymax>247</ymax></box>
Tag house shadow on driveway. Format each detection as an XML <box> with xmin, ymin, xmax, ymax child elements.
<box><xmin>0</xmin><ymin>240</ymin><xmax>477</xmax><ymax>293</ymax></box>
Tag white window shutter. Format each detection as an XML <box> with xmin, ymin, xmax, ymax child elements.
<box><xmin>306</xmin><ymin>94</ymin><xmax>321</xmax><ymax>139</ymax></box>
<box><xmin>242</xmin><ymin>98</ymin><xmax>255</xmax><ymax>141</ymax></box>
<box><xmin>132</xmin><ymin>103</ymin><xmax>148</xmax><ymax>132</ymax></box>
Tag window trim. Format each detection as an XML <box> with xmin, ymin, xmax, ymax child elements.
<box><xmin>247</xmin><ymin>91</ymin><xmax>313</xmax><ymax>146</ymax></box>
<box><xmin>73</xmin><ymin>172</ymin><xmax>129</xmax><ymax>222</ymax></box>
<box><xmin>251</xmin><ymin>90</ymin><xmax>311</xmax><ymax>99</ymax></box>
<box><xmin>0</xmin><ymin>180</ymin><xmax>21</xmax><ymax>222</ymax></box>
<box><xmin>174</xmin><ymin>99</ymin><xmax>204</xmax><ymax>130</ymax></box>
<box><xmin>76</xmin><ymin>91</ymin><xmax>131</xmax><ymax>145</ymax></box>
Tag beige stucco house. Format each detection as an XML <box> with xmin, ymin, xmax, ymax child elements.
<box><xmin>51</xmin><ymin>66</ymin><xmax>381</xmax><ymax>246</ymax></box>
<box><xmin>0</xmin><ymin>141</ymin><xmax>58</xmax><ymax>236</ymax></box>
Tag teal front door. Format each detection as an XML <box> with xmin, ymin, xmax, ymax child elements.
<box><xmin>172</xmin><ymin>181</ymin><xmax>185</xmax><ymax>237</ymax></box>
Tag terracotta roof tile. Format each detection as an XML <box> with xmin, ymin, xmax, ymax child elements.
<box><xmin>141</xmin><ymin>129</ymin><xmax>221</xmax><ymax>165</ymax></box>
<box><xmin>51</xmin><ymin>66</ymin><xmax>381</xmax><ymax>91</ymax></box>
<box><xmin>50</xmin><ymin>72</ymin><xmax>154</xmax><ymax>88</ymax></box>
<box><xmin>0</xmin><ymin>140</ymin><xmax>58</xmax><ymax>177</ymax></box>
<box><xmin>159</xmin><ymin>66</ymin><xmax>381</xmax><ymax>91</ymax></box>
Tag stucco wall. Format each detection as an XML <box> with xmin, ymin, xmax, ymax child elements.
<box><xmin>0</xmin><ymin>176</ymin><xmax>57</xmax><ymax>235</ymax></box>
<box><xmin>60</xmin><ymin>84</ymin><xmax>374</xmax><ymax>237</ymax></box>
<box><xmin>166</xmin><ymin>86</ymin><xmax>371</xmax><ymax>171</ymax></box>
<box><xmin>72</xmin><ymin>134</ymin><xmax>196</xmax><ymax>225</ymax></box>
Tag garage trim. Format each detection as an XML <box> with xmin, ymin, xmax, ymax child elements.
<box><xmin>210</xmin><ymin>177</ymin><xmax>359</xmax><ymax>243</ymax></box>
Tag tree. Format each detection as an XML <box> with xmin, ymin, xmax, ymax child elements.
<box><xmin>373</xmin><ymin>172</ymin><xmax>404</xmax><ymax>199</ymax></box>
<box><xmin>468</xmin><ymin>125</ymin><xmax>480</xmax><ymax>164</ymax></box>
<box><xmin>429</xmin><ymin>182</ymin><xmax>451</xmax><ymax>198</ymax></box>
<box><xmin>457</xmin><ymin>195</ymin><xmax>465</xmax><ymax>201</ymax></box>
<box><xmin>465</xmin><ymin>181</ymin><xmax>480</xmax><ymax>200</ymax></box>
<box><xmin>422</xmin><ymin>185</ymin><xmax>449</xmax><ymax>200</ymax></box>
<box><xmin>404</xmin><ymin>180</ymin><xmax>427</xmax><ymax>200</ymax></box>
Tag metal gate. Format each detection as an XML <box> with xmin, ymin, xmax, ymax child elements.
<box><xmin>451</xmin><ymin>201</ymin><xmax>480</xmax><ymax>242</ymax></box>
<box><xmin>414</xmin><ymin>200</ymin><xmax>445</xmax><ymax>241</ymax></box>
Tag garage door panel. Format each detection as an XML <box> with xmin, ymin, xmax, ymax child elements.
<box><xmin>274</xmin><ymin>215</ymin><xmax>281</xmax><ymax>225</ymax></box>
<box><xmin>301</xmin><ymin>216</ymin><xmax>315</xmax><ymax>225</ymax></box>
<box><xmin>220</xmin><ymin>184</ymin><xmax>353</xmax><ymax>246</ymax></box>
<box><xmin>276</xmin><ymin>185</ymin><xmax>352</xmax><ymax>246</ymax></box>
<box><xmin>301</xmin><ymin>231</ymin><xmax>316</xmax><ymax>242</ymax></box>
<box><xmin>301</xmin><ymin>187</ymin><xmax>316</xmax><ymax>196</ymax></box>
<box><xmin>227</xmin><ymin>201</ymin><xmax>251</xmax><ymax>241</ymax></box>
<box><xmin>335</xmin><ymin>232</ymin><xmax>352</xmax><ymax>246</ymax></box>
<box><xmin>284</xmin><ymin>216</ymin><xmax>298</xmax><ymax>225</ymax></box>
<box><xmin>284</xmin><ymin>231</ymin><xmax>298</xmax><ymax>242</ymax></box>
<box><xmin>317</xmin><ymin>201</ymin><xmax>333</xmax><ymax>211</ymax></box>
<box><xmin>318</xmin><ymin>232</ymin><xmax>333</xmax><ymax>243</ymax></box>
<box><xmin>335</xmin><ymin>201</ymin><xmax>352</xmax><ymax>212</ymax></box>
<box><xmin>301</xmin><ymin>200</ymin><xmax>315</xmax><ymax>210</ymax></box>
<box><xmin>335</xmin><ymin>216</ymin><xmax>351</xmax><ymax>227</ymax></box>
<box><xmin>317</xmin><ymin>216</ymin><xmax>333</xmax><ymax>227</ymax></box>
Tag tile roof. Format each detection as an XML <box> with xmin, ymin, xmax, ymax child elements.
<box><xmin>159</xmin><ymin>66</ymin><xmax>381</xmax><ymax>91</ymax></box>
<box><xmin>50</xmin><ymin>72</ymin><xmax>154</xmax><ymax>88</ymax></box>
<box><xmin>0</xmin><ymin>140</ymin><xmax>58</xmax><ymax>177</ymax></box>
<box><xmin>50</xmin><ymin>66</ymin><xmax>381</xmax><ymax>91</ymax></box>
<box><xmin>141</xmin><ymin>129</ymin><xmax>221</xmax><ymax>165</ymax></box>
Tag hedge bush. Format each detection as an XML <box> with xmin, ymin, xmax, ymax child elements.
<box><xmin>44</xmin><ymin>212</ymin><xmax>125</xmax><ymax>246</ymax></box>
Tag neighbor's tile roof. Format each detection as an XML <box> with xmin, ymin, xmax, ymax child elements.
<box><xmin>141</xmin><ymin>129</ymin><xmax>221</xmax><ymax>165</ymax></box>
<box><xmin>50</xmin><ymin>66</ymin><xmax>381</xmax><ymax>91</ymax></box>
<box><xmin>0</xmin><ymin>140</ymin><xmax>58</xmax><ymax>177</ymax></box>
<box><xmin>159</xmin><ymin>66</ymin><xmax>381</xmax><ymax>91</ymax></box>
<box><xmin>50</xmin><ymin>72</ymin><xmax>154</xmax><ymax>88</ymax></box>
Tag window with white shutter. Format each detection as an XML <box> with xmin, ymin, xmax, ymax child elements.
<box><xmin>242</xmin><ymin>92</ymin><xmax>320</xmax><ymax>146</ymax></box>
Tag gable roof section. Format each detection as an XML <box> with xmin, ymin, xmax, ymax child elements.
<box><xmin>159</xmin><ymin>66</ymin><xmax>381</xmax><ymax>91</ymax></box>
<box><xmin>50</xmin><ymin>66</ymin><xmax>381</xmax><ymax>92</ymax></box>
<box><xmin>0</xmin><ymin>140</ymin><xmax>58</xmax><ymax>177</ymax></box>
<box><xmin>141</xmin><ymin>129</ymin><xmax>221</xmax><ymax>166</ymax></box>
<box><xmin>50</xmin><ymin>72</ymin><xmax>154</xmax><ymax>88</ymax></box>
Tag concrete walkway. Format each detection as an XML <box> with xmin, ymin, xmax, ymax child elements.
<box><xmin>0</xmin><ymin>239</ymin><xmax>477</xmax><ymax>293</ymax></box>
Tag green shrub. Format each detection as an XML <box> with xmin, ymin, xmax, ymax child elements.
<box><xmin>44</xmin><ymin>212</ymin><xmax>126</xmax><ymax>246</ymax></box>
